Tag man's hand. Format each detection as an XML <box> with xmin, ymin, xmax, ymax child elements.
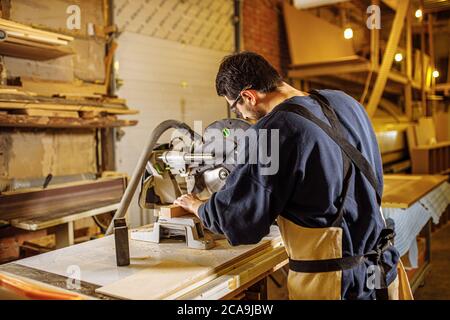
<box><xmin>174</xmin><ymin>194</ymin><xmax>204</xmax><ymax>216</ymax></box>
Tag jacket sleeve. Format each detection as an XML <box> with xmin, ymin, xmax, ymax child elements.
<box><xmin>198</xmin><ymin>126</ymin><xmax>301</xmax><ymax>246</ymax></box>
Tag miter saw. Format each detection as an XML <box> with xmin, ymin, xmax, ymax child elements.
<box><xmin>105</xmin><ymin>119</ymin><xmax>250</xmax><ymax>250</ymax></box>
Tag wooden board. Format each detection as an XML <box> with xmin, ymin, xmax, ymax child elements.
<box><xmin>283</xmin><ymin>2</ymin><xmax>355</xmax><ymax>66</ymax></box>
<box><xmin>382</xmin><ymin>174</ymin><xmax>448</xmax><ymax>208</ymax></box>
<box><xmin>11</xmin><ymin>203</ymin><xmax>119</xmax><ymax>231</ymax></box>
<box><xmin>416</xmin><ymin>117</ymin><xmax>437</xmax><ymax>146</ymax></box>
<box><xmin>0</xmin><ymin>101</ymin><xmax>137</xmax><ymax>115</ymax></box>
<box><xmin>158</xmin><ymin>205</ymin><xmax>189</xmax><ymax>218</ymax></box>
<box><xmin>10</xmin><ymin>108</ymin><xmax>79</xmax><ymax>118</ymax></box>
<box><xmin>0</xmin><ymin>177</ymin><xmax>126</xmax><ymax>221</ymax></box>
<box><xmin>95</xmin><ymin>234</ymin><xmax>283</xmax><ymax>300</ymax></box>
<box><xmin>0</xmin><ymin>18</ymin><xmax>73</xmax><ymax>42</ymax></box>
<box><xmin>0</xmin><ymin>36</ymin><xmax>73</xmax><ymax>60</ymax></box>
<box><xmin>433</xmin><ymin>112</ymin><xmax>450</xmax><ymax>142</ymax></box>
<box><xmin>0</xmin><ymin>113</ymin><xmax>137</xmax><ymax>129</ymax></box>
<box><xmin>20</xmin><ymin>79</ymin><xmax>107</xmax><ymax>97</ymax></box>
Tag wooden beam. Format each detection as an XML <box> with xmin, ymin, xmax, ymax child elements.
<box><xmin>370</xmin><ymin>0</ymin><xmax>380</xmax><ymax>70</ymax></box>
<box><xmin>0</xmin><ymin>178</ymin><xmax>126</xmax><ymax>221</ymax></box>
<box><xmin>405</xmin><ymin>5</ymin><xmax>413</xmax><ymax>120</ymax></box>
<box><xmin>366</xmin><ymin>0</ymin><xmax>410</xmax><ymax>118</ymax></box>
<box><xmin>427</xmin><ymin>13</ymin><xmax>436</xmax><ymax>113</ymax></box>
<box><xmin>0</xmin><ymin>0</ymin><xmax>11</xmax><ymax>19</ymax></box>
<box><xmin>382</xmin><ymin>0</ymin><xmax>398</xmax><ymax>11</ymax></box>
<box><xmin>288</xmin><ymin>57</ymin><xmax>371</xmax><ymax>78</ymax></box>
<box><xmin>420</xmin><ymin>0</ymin><xmax>428</xmax><ymax>116</ymax></box>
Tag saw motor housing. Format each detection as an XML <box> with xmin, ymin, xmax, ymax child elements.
<box><xmin>139</xmin><ymin>119</ymin><xmax>251</xmax><ymax>210</ymax></box>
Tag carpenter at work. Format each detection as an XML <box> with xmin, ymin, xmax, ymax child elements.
<box><xmin>174</xmin><ymin>52</ymin><xmax>413</xmax><ymax>300</ymax></box>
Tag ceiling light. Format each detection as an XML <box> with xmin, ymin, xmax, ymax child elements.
<box><xmin>394</xmin><ymin>53</ymin><xmax>403</xmax><ymax>62</ymax></box>
<box><xmin>344</xmin><ymin>28</ymin><xmax>353</xmax><ymax>40</ymax></box>
<box><xmin>415</xmin><ymin>9</ymin><xmax>423</xmax><ymax>18</ymax></box>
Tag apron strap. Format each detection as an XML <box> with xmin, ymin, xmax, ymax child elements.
<box><xmin>276</xmin><ymin>91</ymin><xmax>391</xmax><ymax>300</ymax></box>
<box><xmin>308</xmin><ymin>91</ymin><xmax>353</xmax><ymax>228</ymax></box>
<box><xmin>275</xmin><ymin>99</ymin><xmax>382</xmax><ymax>206</ymax></box>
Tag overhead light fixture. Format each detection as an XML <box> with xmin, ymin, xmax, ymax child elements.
<box><xmin>415</xmin><ymin>9</ymin><xmax>423</xmax><ymax>18</ymax></box>
<box><xmin>344</xmin><ymin>28</ymin><xmax>353</xmax><ymax>40</ymax></box>
<box><xmin>432</xmin><ymin>70</ymin><xmax>440</xmax><ymax>78</ymax></box>
<box><xmin>394</xmin><ymin>53</ymin><xmax>403</xmax><ymax>62</ymax></box>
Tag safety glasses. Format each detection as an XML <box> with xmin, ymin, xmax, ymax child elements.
<box><xmin>229</xmin><ymin>85</ymin><xmax>252</xmax><ymax>114</ymax></box>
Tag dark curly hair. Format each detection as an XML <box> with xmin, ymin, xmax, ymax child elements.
<box><xmin>215</xmin><ymin>52</ymin><xmax>282</xmax><ymax>100</ymax></box>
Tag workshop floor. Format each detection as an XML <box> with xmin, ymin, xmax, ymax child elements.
<box><xmin>268</xmin><ymin>267</ymin><xmax>289</xmax><ymax>299</ymax></box>
<box><xmin>414</xmin><ymin>222</ymin><xmax>450</xmax><ymax>300</ymax></box>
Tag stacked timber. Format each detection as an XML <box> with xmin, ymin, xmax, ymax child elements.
<box><xmin>0</xmin><ymin>88</ymin><xmax>138</xmax><ymax>128</ymax></box>
<box><xmin>0</xmin><ymin>18</ymin><xmax>74</xmax><ymax>60</ymax></box>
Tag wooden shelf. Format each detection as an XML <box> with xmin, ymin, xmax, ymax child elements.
<box><xmin>0</xmin><ymin>18</ymin><xmax>74</xmax><ymax>61</ymax></box>
<box><xmin>0</xmin><ymin>113</ymin><xmax>138</xmax><ymax>129</ymax></box>
<box><xmin>0</xmin><ymin>36</ymin><xmax>73</xmax><ymax>60</ymax></box>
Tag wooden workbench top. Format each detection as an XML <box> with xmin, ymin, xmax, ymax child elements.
<box><xmin>1</xmin><ymin>225</ymin><xmax>286</xmax><ymax>300</ymax></box>
<box><xmin>383</xmin><ymin>174</ymin><xmax>448</xmax><ymax>209</ymax></box>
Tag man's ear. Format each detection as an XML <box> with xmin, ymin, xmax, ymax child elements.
<box><xmin>241</xmin><ymin>90</ymin><xmax>257</xmax><ymax>106</ymax></box>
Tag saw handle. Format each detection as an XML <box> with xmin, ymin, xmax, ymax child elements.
<box><xmin>105</xmin><ymin>120</ymin><xmax>201</xmax><ymax>235</ymax></box>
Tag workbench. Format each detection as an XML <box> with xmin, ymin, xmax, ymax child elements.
<box><xmin>382</xmin><ymin>174</ymin><xmax>450</xmax><ymax>292</ymax></box>
<box><xmin>1</xmin><ymin>174</ymin><xmax>448</xmax><ymax>300</ymax></box>
<box><xmin>0</xmin><ymin>225</ymin><xmax>287</xmax><ymax>300</ymax></box>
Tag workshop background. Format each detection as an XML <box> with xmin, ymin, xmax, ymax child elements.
<box><xmin>0</xmin><ymin>0</ymin><xmax>450</xmax><ymax>300</ymax></box>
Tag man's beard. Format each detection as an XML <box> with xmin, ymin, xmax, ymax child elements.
<box><xmin>235</xmin><ymin>106</ymin><xmax>266</xmax><ymax>122</ymax></box>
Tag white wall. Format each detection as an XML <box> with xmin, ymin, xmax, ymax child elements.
<box><xmin>114</xmin><ymin>0</ymin><xmax>234</xmax><ymax>227</ymax></box>
<box><xmin>115</xmin><ymin>32</ymin><xmax>229</xmax><ymax>227</ymax></box>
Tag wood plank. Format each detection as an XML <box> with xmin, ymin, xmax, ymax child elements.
<box><xmin>11</xmin><ymin>203</ymin><xmax>120</xmax><ymax>231</ymax></box>
<box><xmin>283</xmin><ymin>2</ymin><xmax>355</xmax><ymax>66</ymax></box>
<box><xmin>158</xmin><ymin>205</ymin><xmax>189</xmax><ymax>219</ymax></box>
<box><xmin>96</xmin><ymin>234</ymin><xmax>283</xmax><ymax>300</ymax></box>
<box><xmin>382</xmin><ymin>174</ymin><xmax>448</xmax><ymax>208</ymax></box>
<box><xmin>0</xmin><ymin>36</ymin><xmax>73</xmax><ymax>60</ymax></box>
<box><xmin>0</xmin><ymin>101</ymin><xmax>138</xmax><ymax>115</ymax></box>
<box><xmin>11</xmin><ymin>108</ymin><xmax>79</xmax><ymax>118</ymax></box>
<box><xmin>416</xmin><ymin>117</ymin><xmax>437</xmax><ymax>146</ymax></box>
<box><xmin>0</xmin><ymin>18</ymin><xmax>73</xmax><ymax>42</ymax></box>
<box><xmin>288</xmin><ymin>57</ymin><xmax>370</xmax><ymax>78</ymax></box>
<box><xmin>0</xmin><ymin>93</ymin><xmax>134</xmax><ymax>111</ymax></box>
<box><xmin>0</xmin><ymin>271</ymin><xmax>87</xmax><ymax>300</ymax></box>
<box><xmin>433</xmin><ymin>112</ymin><xmax>450</xmax><ymax>142</ymax></box>
<box><xmin>20</xmin><ymin>78</ymin><xmax>107</xmax><ymax>97</ymax></box>
<box><xmin>413</xmin><ymin>141</ymin><xmax>450</xmax><ymax>150</ymax></box>
<box><xmin>0</xmin><ymin>177</ymin><xmax>126</xmax><ymax>221</ymax></box>
<box><xmin>0</xmin><ymin>113</ymin><xmax>137</xmax><ymax>129</ymax></box>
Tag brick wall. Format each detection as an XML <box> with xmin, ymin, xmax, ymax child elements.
<box><xmin>242</xmin><ymin>0</ymin><xmax>290</xmax><ymax>76</ymax></box>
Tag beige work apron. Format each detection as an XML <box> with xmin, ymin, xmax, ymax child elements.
<box><xmin>277</xmin><ymin>215</ymin><xmax>414</xmax><ymax>300</ymax></box>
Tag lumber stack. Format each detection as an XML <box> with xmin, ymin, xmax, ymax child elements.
<box><xmin>0</xmin><ymin>18</ymin><xmax>74</xmax><ymax>60</ymax></box>
<box><xmin>0</xmin><ymin>88</ymin><xmax>139</xmax><ymax>128</ymax></box>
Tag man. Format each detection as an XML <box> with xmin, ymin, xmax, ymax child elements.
<box><xmin>174</xmin><ymin>52</ymin><xmax>412</xmax><ymax>300</ymax></box>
